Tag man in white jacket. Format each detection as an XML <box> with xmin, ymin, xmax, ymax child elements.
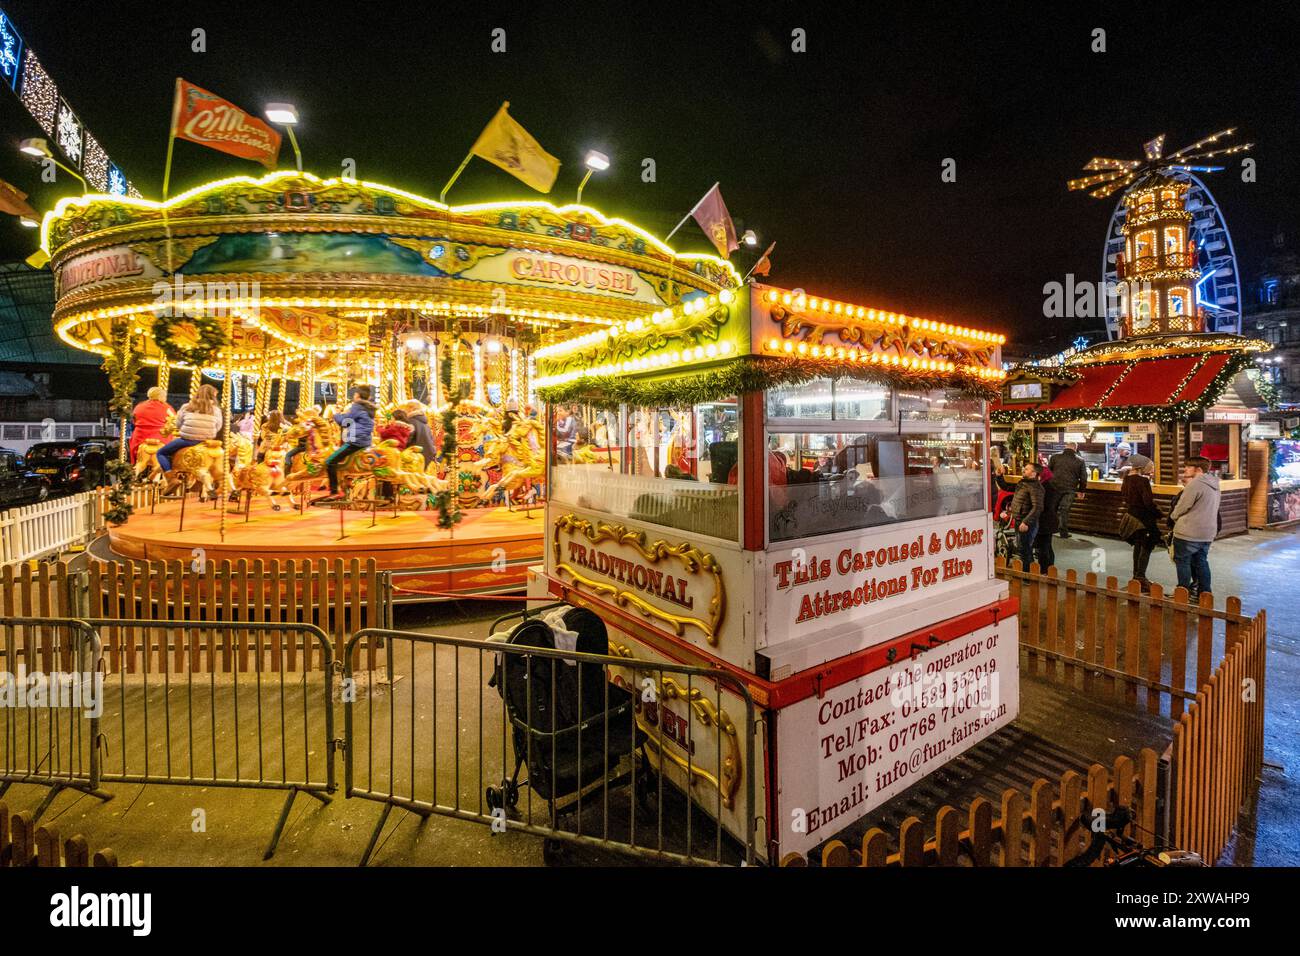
<box><xmin>1168</xmin><ymin>456</ymin><xmax>1220</xmax><ymax>598</ymax></box>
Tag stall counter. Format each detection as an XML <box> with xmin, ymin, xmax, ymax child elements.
<box><xmin>1002</xmin><ymin>476</ymin><xmax>1250</xmax><ymax>539</ymax></box>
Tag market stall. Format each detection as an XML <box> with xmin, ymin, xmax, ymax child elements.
<box><xmin>533</xmin><ymin>282</ymin><xmax>1017</xmax><ymax>860</ymax></box>
<box><xmin>39</xmin><ymin>170</ymin><xmax>737</xmax><ymax>597</ymax></box>
<box><xmin>992</xmin><ymin>335</ymin><xmax>1265</xmax><ymax>538</ymax></box>
<box><xmin>993</xmin><ymin>168</ymin><xmax>1269</xmax><ymax>539</ymax></box>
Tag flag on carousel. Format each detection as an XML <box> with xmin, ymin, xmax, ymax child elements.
<box><xmin>750</xmin><ymin>240</ymin><xmax>776</xmax><ymax>277</ymax></box>
<box><xmin>169</xmin><ymin>78</ymin><xmax>282</xmax><ymax>168</ymax></box>
<box><xmin>690</xmin><ymin>182</ymin><xmax>739</xmax><ymax>259</ymax></box>
<box><xmin>470</xmin><ymin>102</ymin><xmax>561</xmax><ymax>193</ymax></box>
<box><xmin>0</xmin><ymin>177</ymin><xmax>37</xmax><ymax>218</ymax></box>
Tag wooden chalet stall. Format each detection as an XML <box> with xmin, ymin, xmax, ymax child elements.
<box><xmin>534</xmin><ymin>282</ymin><xmax>1019</xmax><ymax>861</ymax></box>
<box><xmin>992</xmin><ymin>334</ymin><xmax>1268</xmax><ymax>539</ymax></box>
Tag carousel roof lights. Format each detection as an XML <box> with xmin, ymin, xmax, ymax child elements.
<box><xmin>38</xmin><ymin>170</ymin><xmax>744</xmax><ymax>285</ymax></box>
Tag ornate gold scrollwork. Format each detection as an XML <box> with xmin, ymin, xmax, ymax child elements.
<box><xmin>771</xmin><ymin>303</ymin><xmax>995</xmax><ymax>367</ymax></box>
<box><xmin>625</xmin><ymin>672</ymin><xmax>741</xmax><ymax>810</ymax></box>
<box><xmin>552</xmin><ymin>514</ymin><xmax>725</xmax><ymax>646</ymax></box>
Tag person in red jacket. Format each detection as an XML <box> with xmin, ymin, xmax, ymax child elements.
<box><xmin>130</xmin><ymin>387</ymin><xmax>173</xmax><ymax>463</ymax></box>
<box><xmin>375</xmin><ymin>408</ymin><xmax>413</xmax><ymax>449</ymax></box>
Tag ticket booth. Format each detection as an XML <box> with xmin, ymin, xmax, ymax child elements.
<box><xmin>535</xmin><ymin>283</ymin><xmax>1019</xmax><ymax>861</ymax></box>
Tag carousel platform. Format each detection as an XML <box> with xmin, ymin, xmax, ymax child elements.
<box><xmin>104</xmin><ymin>496</ymin><xmax>544</xmax><ymax>601</ymax></box>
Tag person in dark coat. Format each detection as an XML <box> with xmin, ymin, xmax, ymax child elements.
<box><xmin>1033</xmin><ymin>481</ymin><xmax>1062</xmax><ymax>570</ymax></box>
<box><xmin>1047</xmin><ymin>443</ymin><xmax>1088</xmax><ymax>538</ymax></box>
<box><xmin>1120</xmin><ymin>454</ymin><xmax>1162</xmax><ymax>590</ymax></box>
<box><xmin>1006</xmin><ymin>462</ymin><xmax>1045</xmax><ymax>568</ymax></box>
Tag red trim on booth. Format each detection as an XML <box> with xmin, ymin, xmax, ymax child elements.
<box><xmin>741</xmin><ymin>390</ymin><xmax>766</xmax><ymax>551</ymax></box>
<box><xmin>547</xmin><ymin>573</ymin><xmax>1018</xmax><ymax>711</ymax></box>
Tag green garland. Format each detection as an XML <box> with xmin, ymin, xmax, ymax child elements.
<box><xmin>535</xmin><ymin>355</ymin><xmax>1000</xmax><ymax>410</ymax></box>
<box><xmin>151</xmin><ymin>312</ymin><xmax>227</xmax><ymax>368</ymax></box>
<box><xmin>102</xmin><ymin>459</ymin><xmax>136</xmax><ymax>526</ymax></box>
<box><xmin>101</xmin><ymin>320</ymin><xmax>143</xmax><ymax>419</ymax></box>
<box><xmin>435</xmin><ymin>344</ymin><xmax>463</xmax><ymax>529</ymax></box>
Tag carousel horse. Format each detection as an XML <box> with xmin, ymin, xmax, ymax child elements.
<box><xmin>481</xmin><ymin>418</ymin><xmax>545</xmax><ymax>506</ymax></box>
<box><xmin>229</xmin><ymin>459</ymin><xmax>282</xmax><ymax>511</ymax></box>
<box><xmin>282</xmin><ymin>411</ymin><xmax>337</xmax><ymax>505</ymax></box>
<box><xmin>160</xmin><ymin>440</ymin><xmax>226</xmax><ymax>499</ymax></box>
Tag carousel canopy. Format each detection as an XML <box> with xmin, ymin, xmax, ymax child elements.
<box><xmin>37</xmin><ymin>170</ymin><xmax>740</xmax><ymax>374</ymax></box>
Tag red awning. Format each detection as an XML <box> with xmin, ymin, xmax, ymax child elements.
<box><xmin>1102</xmin><ymin>354</ymin><xmax>1201</xmax><ymax>407</ymax></box>
<box><xmin>1172</xmin><ymin>353</ymin><xmax>1231</xmax><ymax>403</ymax></box>
<box><xmin>994</xmin><ymin>352</ymin><xmax>1238</xmax><ymax>417</ymax></box>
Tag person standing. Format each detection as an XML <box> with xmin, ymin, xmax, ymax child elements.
<box><xmin>156</xmin><ymin>384</ymin><xmax>221</xmax><ymax>480</ymax></box>
<box><xmin>130</xmin><ymin>386</ymin><xmax>173</xmax><ymax>464</ymax></box>
<box><xmin>315</xmin><ymin>385</ymin><xmax>376</xmax><ymax>503</ymax></box>
<box><xmin>1047</xmin><ymin>442</ymin><xmax>1087</xmax><ymax>538</ymax></box>
<box><xmin>1119</xmin><ymin>454</ymin><xmax>1162</xmax><ymax>591</ymax></box>
<box><xmin>1168</xmin><ymin>456</ymin><xmax>1221</xmax><ymax>598</ymax></box>
<box><xmin>1006</xmin><ymin>462</ymin><xmax>1045</xmax><ymax>568</ymax></box>
<box><xmin>1033</xmin><ymin>479</ymin><xmax>1062</xmax><ymax>570</ymax></box>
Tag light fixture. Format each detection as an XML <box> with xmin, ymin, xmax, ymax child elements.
<box><xmin>405</xmin><ymin>335</ymin><xmax>426</xmax><ymax>351</ymax></box>
<box><xmin>17</xmin><ymin>137</ymin><xmax>87</xmax><ymax>193</ymax></box>
<box><xmin>264</xmin><ymin>103</ymin><xmax>303</xmax><ymax>172</ymax></box>
<box><xmin>264</xmin><ymin>103</ymin><xmax>299</xmax><ymax>125</ymax></box>
<box><xmin>18</xmin><ymin>217</ymin><xmax>38</xmax><ymax>228</ymax></box>
<box><xmin>576</xmin><ymin>150</ymin><xmax>610</xmax><ymax>203</ymax></box>
<box><xmin>742</xmin><ymin>229</ymin><xmax>758</xmax><ymax>247</ymax></box>
<box><xmin>485</xmin><ymin>337</ymin><xmax>502</xmax><ymax>354</ymax></box>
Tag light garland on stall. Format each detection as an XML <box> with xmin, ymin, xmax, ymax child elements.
<box><xmin>760</xmin><ymin>288</ymin><xmax>1006</xmax><ymax>345</ymax></box>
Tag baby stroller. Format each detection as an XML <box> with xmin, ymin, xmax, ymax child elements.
<box><xmin>486</xmin><ymin>605</ymin><xmax>646</xmax><ymax>822</ymax></box>
<box><xmin>992</xmin><ymin>489</ymin><xmax>1017</xmax><ymax>562</ymax></box>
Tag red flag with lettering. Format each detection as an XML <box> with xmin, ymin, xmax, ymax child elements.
<box><xmin>170</xmin><ymin>79</ymin><xmax>282</xmax><ymax>168</ymax></box>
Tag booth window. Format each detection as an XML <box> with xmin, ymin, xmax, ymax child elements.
<box><xmin>767</xmin><ymin>387</ymin><xmax>985</xmax><ymax>543</ymax></box>
<box><xmin>767</xmin><ymin>377</ymin><xmax>890</xmax><ymax>422</ymax></box>
<box><xmin>550</xmin><ymin>399</ymin><xmax>740</xmax><ymax>541</ymax></box>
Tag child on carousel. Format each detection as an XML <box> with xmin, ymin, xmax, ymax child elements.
<box><xmin>314</xmin><ymin>385</ymin><xmax>376</xmax><ymax>504</ymax></box>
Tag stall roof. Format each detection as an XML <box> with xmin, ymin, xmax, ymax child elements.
<box><xmin>992</xmin><ymin>347</ymin><xmax>1258</xmax><ymax>423</ymax></box>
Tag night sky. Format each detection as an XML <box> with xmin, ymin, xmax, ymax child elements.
<box><xmin>3</xmin><ymin>0</ymin><xmax>1298</xmax><ymax>346</ymax></box>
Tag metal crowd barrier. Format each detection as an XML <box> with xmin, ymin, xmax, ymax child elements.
<box><xmin>344</xmin><ymin>625</ymin><xmax>757</xmax><ymax>867</ymax></box>
<box><xmin>81</xmin><ymin>618</ymin><xmax>338</xmax><ymax>858</ymax></box>
<box><xmin>0</xmin><ymin>616</ymin><xmax>111</xmax><ymax>821</ymax></box>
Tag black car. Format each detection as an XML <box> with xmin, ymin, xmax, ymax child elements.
<box><xmin>22</xmin><ymin>437</ymin><xmax>118</xmax><ymax>493</ymax></box>
<box><xmin>0</xmin><ymin>447</ymin><xmax>53</xmax><ymax>507</ymax></box>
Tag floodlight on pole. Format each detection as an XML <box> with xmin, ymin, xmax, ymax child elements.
<box><xmin>742</xmin><ymin>229</ymin><xmax>758</xmax><ymax>247</ymax></box>
<box><xmin>576</xmin><ymin>150</ymin><xmax>610</xmax><ymax>204</ymax></box>
<box><xmin>17</xmin><ymin>137</ymin><xmax>88</xmax><ymax>193</ymax></box>
<box><xmin>265</xmin><ymin>103</ymin><xmax>304</xmax><ymax>172</ymax></box>
<box><xmin>18</xmin><ymin>217</ymin><xmax>38</xmax><ymax>228</ymax></box>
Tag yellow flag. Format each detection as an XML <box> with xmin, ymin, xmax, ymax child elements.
<box><xmin>470</xmin><ymin>102</ymin><xmax>561</xmax><ymax>193</ymax></box>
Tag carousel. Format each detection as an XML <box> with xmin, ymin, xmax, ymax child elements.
<box><xmin>39</xmin><ymin>170</ymin><xmax>739</xmax><ymax>598</ymax></box>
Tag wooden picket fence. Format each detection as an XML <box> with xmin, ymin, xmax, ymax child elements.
<box><xmin>995</xmin><ymin>557</ymin><xmax>1258</xmax><ymax>720</ymax></box>
<box><xmin>0</xmin><ymin>556</ymin><xmax>391</xmax><ymax>672</ymax></box>
<box><xmin>1170</xmin><ymin>607</ymin><xmax>1267</xmax><ymax>864</ymax></box>
<box><xmin>0</xmin><ymin>801</ymin><xmax>136</xmax><ymax>867</ymax></box>
<box><xmin>781</xmin><ymin>750</ymin><xmax>1161</xmax><ymax>867</ymax></box>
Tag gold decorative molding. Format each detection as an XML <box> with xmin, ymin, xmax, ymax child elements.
<box><xmin>552</xmin><ymin>514</ymin><xmax>725</xmax><ymax>646</ymax></box>
<box><xmin>619</xmin><ymin>672</ymin><xmax>741</xmax><ymax>810</ymax></box>
<box><xmin>771</xmin><ymin>303</ymin><xmax>995</xmax><ymax>366</ymax></box>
